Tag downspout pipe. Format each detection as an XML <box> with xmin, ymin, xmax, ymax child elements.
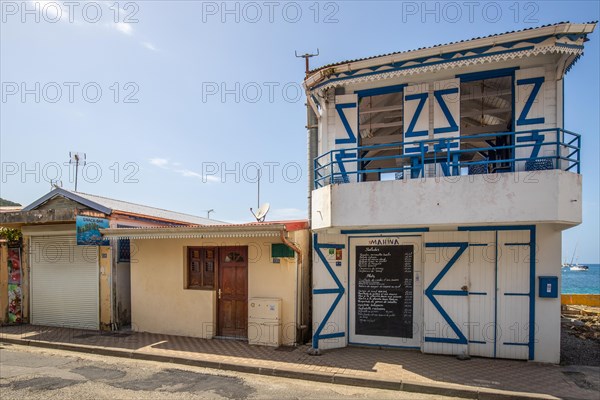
<box><xmin>280</xmin><ymin>230</ymin><xmax>304</xmax><ymax>345</ymax></box>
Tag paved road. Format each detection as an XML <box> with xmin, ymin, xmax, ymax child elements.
<box><xmin>0</xmin><ymin>343</ymin><xmax>460</xmax><ymax>400</ymax></box>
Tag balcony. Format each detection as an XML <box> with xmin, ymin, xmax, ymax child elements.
<box><xmin>311</xmin><ymin>129</ymin><xmax>582</xmax><ymax>230</ymax></box>
<box><xmin>314</xmin><ymin>129</ymin><xmax>580</xmax><ymax>188</ymax></box>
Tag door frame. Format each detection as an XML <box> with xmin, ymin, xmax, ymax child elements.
<box><xmin>216</xmin><ymin>246</ymin><xmax>249</xmax><ymax>338</ymax></box>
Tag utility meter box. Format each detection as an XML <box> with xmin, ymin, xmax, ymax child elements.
<box><xmin>538</xmin><ymin>276</ymin><xmax>558</xmax><ymax>298</ymax></box>
<box><xmin>248</xmin><ymin>298</ymin><xmax>282</xmax><ymax>347</ymax></box>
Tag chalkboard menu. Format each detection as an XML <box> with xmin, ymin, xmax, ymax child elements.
<box><xmin>355</xmin><ymin>245</ymin><xmax>413</xmax><ymax>338</ymax></box>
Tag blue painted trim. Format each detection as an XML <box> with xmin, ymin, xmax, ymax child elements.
<box><xmin>468</xmin><ymin>292</ymin><xmax>487</xmax><ymax>295</ymax></box>
<box><xmin>432</xmin><ymin>290</ymin><xmax>468</xmax><ymax>296</ymax></box>
<box><xmin>468</xmin><ymin>243</ymin><xmax>488</xmax><ymax>247</ymax></box>
<box><xmin>433</xmin><ymin>88</ymin><xmax>459</xmax><ymax>134</ymax></box>
<box><xmin>456</xmin><ymin>67</ymin><xmax>519</xmax><ymax>82</ymax></box>
<box><xmin>504</xmin><ymin>242</ymin><xmax>531</xmax><ymax>246</ymax></box>
<box><xmin>555</xmin><ymin>42</ymin><xmax>584</xmax><ymax>50</ymax></box>
<box><xmin>529</xmin><ymin>227</ymin><xmax>536</xmax><ymax>361</ymax></box>
<box><xmin>458</xmin><ymin>225</ymin><xmax>535</xmax><ymax>232</ymax></box>
<box><xmin>424</xmin><ymin>242</ymin><xmax>469</xmax><ymax>345</ymax></box>
<box><xmin>516</xmin><ymin>131</ymin><xmax>545</xmax><ymax>160</ymax></box>
<box><xmin>355</xmin><ymin>84</ymin><xmax>406</xmax><ymax>98</ymax></box>
<box><xmin>340</xmin><ymin>228</ymin><xmax>429</xmax><ymax>234</ymax></box>
<box><xmin>503</xmin><ymin>342</ymin><xmax>529</xmax><ymax>346</ymax></box>
<box><xmin>504</xmin><ymin>292</ymin><xmax>530</xmax><ymax>296</ymax></box>
<box><xmin>312</xmin><ymin>233</ymin><xmax>346</xmax><ymax>349</ymax></box>
<box><xmin>311</xmin><ymin>44</ymin><xmax>539</xmax><ymax>91</ymax></box>
<box><xmin>313</xmin><ymin>288</ymin><xmax>341</xmax><ymax>295</ymax></box>
<box><xmin>318</xmin><ymin>332</ymin><xmax>345</xmax><ymax>340</ymax></box>
<box><xmin>348</xmin><ymin>342</ymin><xmax>420</xmax><ymax>350</ymax></box>
<box><xmin>516</xmin><ymin>77</ymin><xmax>545</xmax><ymax>126</ymax></box>
<box><xmin>335</xmin><ymin>103</ymin><xmax>358</xmax><ymax>145</ymax></box>
<box><xmin>404</xmin><ymin>93</ymin><xmax>429</xmax><ymax>138</ymax></box>
<box><xmin>334</xmin><ymin>151</ymin><xmax>356</xmax><ymax>183</ymax></box>
<box><xmin>494</xmin><ymin>231</ymin><xmax>498</xmax><ymax>359</ymax></box>
<box><xmin>469</xmin><ymin>340</ymin><xmax>487</xmax><ymax>344</ymax></box>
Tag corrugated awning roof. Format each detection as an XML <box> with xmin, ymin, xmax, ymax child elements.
<box><xmin>101</xmin><ymin>220</ymin><xmax>308</xmax><ymax>239</ymax></box>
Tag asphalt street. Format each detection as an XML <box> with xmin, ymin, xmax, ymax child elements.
<box><xmin>0</xmin><ymin>343</ymin><xmax>461</xmax><ymax>400</ymax></box>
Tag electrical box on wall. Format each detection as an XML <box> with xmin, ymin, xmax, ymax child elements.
<box><xmin>538</xmin><ymin>276</ymin><xmax>558</xmax><ymax>298</ymax></box>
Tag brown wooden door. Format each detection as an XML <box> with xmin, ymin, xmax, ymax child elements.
<box><xmin>218</xmin><ymin>246</ymin><xmax>248</xmax><ymax>338</ymax></box>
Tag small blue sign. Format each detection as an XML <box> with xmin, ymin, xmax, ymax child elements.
<box><xmin>76</xmin><ymin>215</ymin><xmax>109</xmax><ymax>246</ymax></box>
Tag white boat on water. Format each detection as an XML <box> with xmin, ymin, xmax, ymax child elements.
<box><xmin>564</xmin><ymin>244</ymin><xmax>588</xmax><ymax>271</ymax></box>
<box><xmin>569</xmin><ymin>264</ymin><xmax>589</xmax><ymax>271</ymax></box>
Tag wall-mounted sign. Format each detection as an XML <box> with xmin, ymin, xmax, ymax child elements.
<box><xmin>8</xmin><ymin>247</ymin><xmax>22</xmax><ymax>324</ymax></box>
<box><xmin>355</xmin><ymin>244</ymin><xmax>414</xmax><ymax>338</ymax></box>
<box><xmin>76</xmin><ymin>215</ymin><xmax>109</xmax><ymax>246</ymax></box>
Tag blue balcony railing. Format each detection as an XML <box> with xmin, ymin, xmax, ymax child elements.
<box><xmin>314</xmin><ymin>128</ymin><xmax>581</xmax><ymax>189</ymax></box>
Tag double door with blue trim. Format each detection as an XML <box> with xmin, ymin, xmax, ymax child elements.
<box><xmin>423</xmin><ymin>231</ymin><xmax>530</xmax><ymax>360</ymax></box>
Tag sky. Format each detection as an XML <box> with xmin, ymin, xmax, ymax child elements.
<box><xmin>1</xmin><ymin>1</ymin><xmax>599</xmax><ymax>262</ymax></box>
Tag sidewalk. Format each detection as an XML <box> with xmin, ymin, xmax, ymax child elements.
<box><xmin>1</xmin><ymin>325</ymin><xmax>597</xmax><ymax>400</ymax></box>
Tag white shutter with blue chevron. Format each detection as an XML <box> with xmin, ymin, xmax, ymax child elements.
<box><xmin>333</xmin><ymin>94</ymin><xmax>358</xmax><ymax>183</ymax></box>
<box><xmin>403</xmin><ymin>84</ymin><xmax>430</xmax><ymax>155</ymax></box>
<box><xmin>433</xmin><ymin>79</ymin><xmax>460</xmax><ymax>152</ymax></box>
<box><xmin>514</xmin><ymin>67</ymin><xmax>555</xmax><ymax>172</ymax></box>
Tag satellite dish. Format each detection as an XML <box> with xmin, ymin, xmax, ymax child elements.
<box><xmin>250</xmin><ymin>203</ymin><xmax>270</xmax><ymax>222</ymax></box>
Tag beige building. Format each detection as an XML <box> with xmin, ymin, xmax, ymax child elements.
<box><xmin>102</xmin><ymin>222</ymin><xmax>310</xmax><ymax>346</ymax></box>
<box><xmin>0</xmin><ymin>187</ymin><xmax>219</xmax><ymax>328</ymax></box>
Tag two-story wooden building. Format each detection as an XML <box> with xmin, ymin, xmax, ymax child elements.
<box><xmin>305</xmin><ymin>22</ymin><xmax>596</xmax><ymax>363</ymax></box>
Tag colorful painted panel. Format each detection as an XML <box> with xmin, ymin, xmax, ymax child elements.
<box><xmin>76</xmin><ymin>215</ymin><xmax>109</xmax><ymax>246</ymax></box>
<box><xmin>7</xmin><ymin>247</ymin><xmax>22</xmax><ymax>323</ymax></box>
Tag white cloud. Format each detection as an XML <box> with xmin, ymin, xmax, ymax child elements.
<box><xmin>114</xmin><ymin>22</ymin><xmax>134</xmax><ymax>35</ymax></box>
<box><xmin>149</xmin><ymin>158</ymin><xmax>169</xmax><ymax>168</ymax></box>
<box><xmin>142</xmin><ymin>42</ymin><xmax>158</xmax><ymax>52</ymax></box>
<box><xmin>149</xmin><ymin>159</ymin><xmax>218</xmax><ymax>182</ymax></box>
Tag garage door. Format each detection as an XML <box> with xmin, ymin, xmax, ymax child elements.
<box><xmin>31</xmin><ymin>235</ymin><xmax>99</xmax><ymax>329</ymax></box>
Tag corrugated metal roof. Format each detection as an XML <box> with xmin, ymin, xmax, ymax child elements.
<box><xmin>308</xmin><ymin>21</ymin><xmax>597</xmax><ymax>74</ymax></box>
<box><xmin>23</xmin><ymin>187</ymin><xmax>225</xmax><ymax>226</ymax></box>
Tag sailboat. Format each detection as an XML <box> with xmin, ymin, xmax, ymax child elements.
<box><xmin>564</xmin><ymin>244</ymin><xmax>589</xmax><ymax>271</ymax></box>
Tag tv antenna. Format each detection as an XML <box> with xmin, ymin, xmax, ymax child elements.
<box><xmin>250</xmin><ymin>169</ymin><xmax>270</xmax><ymax>222</ymax></box>
<box><xmin>69</xmin><ymin>152</ymin><xmax>86</xmax><ymax>192</ymax></box>
<box><xmin>50</xmin><ymin>179</ymin><xmax>63</xmax><ymax>189</ymax></box>
<box><xmin>251</xmin><ymin>203</ymin><xmax>270</xmax><ymax>223</ymax></box>
<box><xmin>295</xmin><ymin>49</ymin><xmax>319</xmax><ymax>74</ymax></box>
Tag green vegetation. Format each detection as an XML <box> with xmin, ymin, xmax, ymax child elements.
<box><xmin>0</xmin><ymin>198</ymin><xmax>21</xmax><ymax>207</ymax></box>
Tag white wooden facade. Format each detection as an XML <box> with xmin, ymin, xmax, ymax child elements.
<box><xmin>306</xmin><ymin>22</ymin><xmax>595</xmax><ymax>363</ymax></box>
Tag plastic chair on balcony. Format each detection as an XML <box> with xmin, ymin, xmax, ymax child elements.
<box><xmin>525</xmin><ymin>159</ymin><xmax>554</xmax><ymax>171</ymax></box>
<box><xmin>468</xmin><ymin>163</ymin><xmax>488</xmax><ymax>175</ymax></box>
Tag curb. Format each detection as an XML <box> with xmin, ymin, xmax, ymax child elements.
<box><xmin>0</xmin><ymin>337</ymin><xmax>559</xmax><ymax>400</ymax></box>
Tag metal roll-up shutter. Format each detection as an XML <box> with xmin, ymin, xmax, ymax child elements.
<box><xmin>31</xmin><ymin>235</ymin><xmax>99</xmax><ymax>329</ymax></box>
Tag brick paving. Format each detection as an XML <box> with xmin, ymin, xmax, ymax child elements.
<box><xmin>1</xmin><ymin>325</ymin><xmax>597</xmax><ymax>399</ymax></box>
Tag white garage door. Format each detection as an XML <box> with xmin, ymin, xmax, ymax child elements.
<box><xmin>31</xmin><ymin>235</ymin><xmax>99</xmax><ymax>329</ymax></box>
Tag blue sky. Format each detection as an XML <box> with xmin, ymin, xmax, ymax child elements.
<box><xmin>1</xmin><ymin>1</ymin><xmax>598</xmax><ymax>262</ymax></box>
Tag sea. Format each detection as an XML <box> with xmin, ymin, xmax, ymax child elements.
<box><xmin>561</xmin><ymin>263</ymin><xmax>600</xmax><ymax>294</ymax></box>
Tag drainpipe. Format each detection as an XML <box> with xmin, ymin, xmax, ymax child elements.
<box><xmin>280</xmin><ymin>230</ymin><xmax>304</xmax><ymax>345</ymax></box>
<box><xmin>306</xmin><ymin>93</ymin><xmax>318</xmax><ymax>346</ymax></box>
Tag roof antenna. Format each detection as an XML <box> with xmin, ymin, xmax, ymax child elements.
<box><xmin>295</xmin><ymin>49</ymin><xmax>319</xmax><ymax>75</ymax></box>
<box><xmin>69</xmin><ymin>152</ymin><xmax>86</xmax><ymax>192</ymax></box>
<box><xmin>250</xmin><ymin>169</ymin><xmax>270</xmax><ymax>222</ymax></box>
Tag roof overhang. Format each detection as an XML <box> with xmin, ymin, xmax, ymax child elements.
<box><xmin>101</xmin><ymin>222</ymin><xmax>307</xmax><ymax>240</ymax></box>
<box><xmin>304</xmin><ymin>22</ymin><xmax>596</xmax><ymax>92</ymax></box>
<box><xmin>23</xmin><ymin>187</ymin><xmax>112</xmax><ymax>214</ymax></box>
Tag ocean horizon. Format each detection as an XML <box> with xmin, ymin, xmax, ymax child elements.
<box><xmin>561</xmin><ymin>263</ymin><xmax>600</xmax><ymax>294</ymax></box>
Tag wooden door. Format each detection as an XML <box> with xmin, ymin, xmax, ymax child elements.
<box><xmin>218</xmin><ymin>246</ymin><xmax>248</xmax><ymax>338</ymax></box>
